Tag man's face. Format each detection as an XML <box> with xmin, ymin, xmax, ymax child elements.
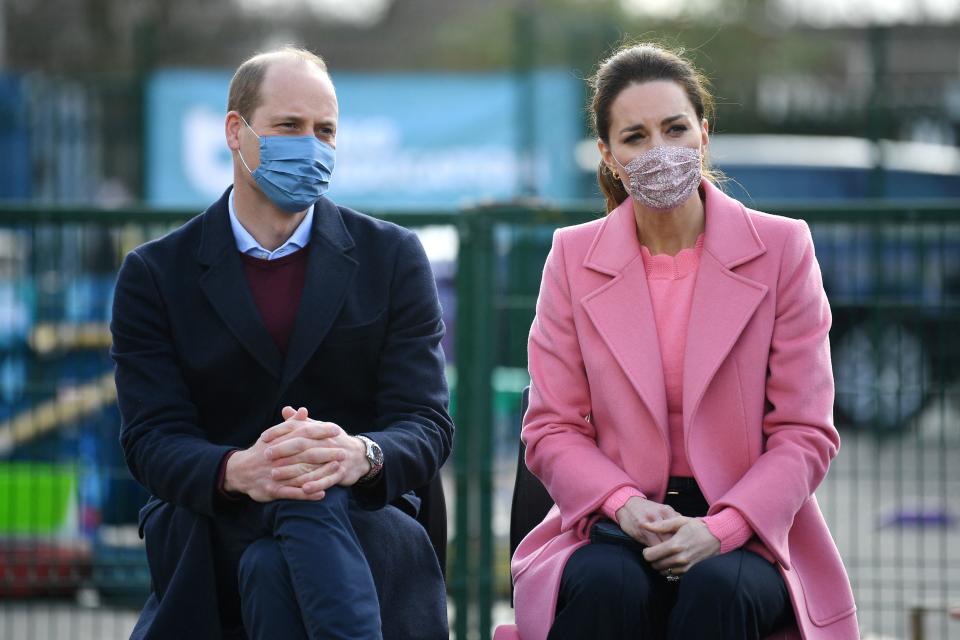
<box><xmin>229</xmin><ymin>58</ymin><xmax>339</xmax><ymax>176</ymax></box>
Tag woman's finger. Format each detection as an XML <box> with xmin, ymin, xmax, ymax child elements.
<box><xmin>642</xmin><ymin>538</ymin><xmax>683</xmax><ymax>564</ymax></box>
<box><xmin>641</xmin><ymin>516</ymin><xmax>687</xmax><ymax>534</ymax></box>
<box><xmin>651</xmin><ymin>551</ymin><xmax>689</xmax><ymax>573</ymax></box>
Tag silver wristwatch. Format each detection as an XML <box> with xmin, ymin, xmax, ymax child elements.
<box><xmin>356</xmin><ymin>435</ymin><xmax>384</xmax><ymax>484</ymax></box>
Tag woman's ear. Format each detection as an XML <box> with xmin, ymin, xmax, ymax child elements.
<box><xmin>598</xmin><ymin>137</ymin><xmax>615</xmax><ymax>175</ymax></box>
<box><xmin>700</xmin><ymin>118</ymin><xmax>709</xmax><ymax>150</ymax></box>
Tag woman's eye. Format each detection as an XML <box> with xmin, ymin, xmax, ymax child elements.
<box><xmin>669</xmin><ymin>125</ymin><xmax>688</xmax><ymax>134</ymax></box>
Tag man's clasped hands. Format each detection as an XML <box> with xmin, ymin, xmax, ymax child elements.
<box><xmin>223</xmin><ymin>407</ymin><xmax>372</xmax><ymax>502</ymax></box>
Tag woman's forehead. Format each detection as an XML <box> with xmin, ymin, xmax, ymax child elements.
<box><xmin>609</xmin><ymin>80</ymin><xmax>695</xmax><ymax>126</ymax></box>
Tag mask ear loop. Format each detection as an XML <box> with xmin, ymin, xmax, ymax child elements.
<box><xmin>609</xmin><ymin>149</ymin><xmax>632</xmax><ymax>178</ymax></box>
<box><xmin>236</xmin><ymin>114</ymin><xmax>260</xmax><ymax>175</ymax></box>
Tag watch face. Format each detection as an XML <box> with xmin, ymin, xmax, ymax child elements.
<box><xmin>369</xmin><ymin>441</ymin><xmax>384</xmax><ymax>466</ymax></box>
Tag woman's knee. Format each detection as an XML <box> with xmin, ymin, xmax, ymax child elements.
<box><xmin>562</xmin><ymin>543</ymin><xmax>652</xmax><ymax>605</ymax></box>
<box><xmin>677</xmin><ymin>553</ymin><xmax>743</xmax><ymax>606</ymax></box>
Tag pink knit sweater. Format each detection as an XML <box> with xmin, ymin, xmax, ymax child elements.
<box><xmin>600</xmin><ymin>234</ymin><xmax>752</xmax><ymax>553</ymax></box>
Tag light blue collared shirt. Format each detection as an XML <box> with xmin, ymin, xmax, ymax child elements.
<box><xmin>228</xmin><ymin>190</ymin><xmax>314</xmax><ymax>260</ymax></box>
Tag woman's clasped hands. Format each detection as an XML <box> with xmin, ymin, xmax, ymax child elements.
<box><xmin>615</xmin><ymin>496</ymin><xmax>721</xmax><ymax>579</ymax></box>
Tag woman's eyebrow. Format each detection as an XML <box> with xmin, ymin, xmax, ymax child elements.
<box><xmin>618</xmin><ymin>114</ymin><xmax>688</xmax><ymax>135</ymax></box>
<box><xmin>661</xmin><ymin>114</ymin><xmax>688</xmax><ymax>125</ymax></box>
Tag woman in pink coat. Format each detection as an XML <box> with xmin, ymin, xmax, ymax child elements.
<box><xmin>511</xmin><ymin>44</ymin><xmax>858</xmax><ymax>640</ymax></box>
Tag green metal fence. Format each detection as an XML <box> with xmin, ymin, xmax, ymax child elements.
<box><xmin>1</xmin><ymin>200</ymin><xmax>959</xmax><ymax>639</ymax></box>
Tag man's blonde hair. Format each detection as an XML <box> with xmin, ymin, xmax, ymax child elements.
<box><xmin>227</xmin><ymin>47</ymin><xmax>328</xmax><ymax>121</ymax></box>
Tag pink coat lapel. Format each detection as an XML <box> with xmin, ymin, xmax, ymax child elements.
<box><xmin>683</xmin><ymin>182</ymin><xmax>769</xmax><ymax>450</ymax></box>
<box><xmin>580</xmin><ymin>184</ymin><xmax>770</xmax><ymax>453</ymax></box>
<box><xmin>581</xmin><ymin>199</ymin><xmax>668</xmax><ymax>440</ymax></box>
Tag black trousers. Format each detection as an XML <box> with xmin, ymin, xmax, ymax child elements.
<box><xmin>548</xmin><ymin>478</ymin><xmax>795</xmax><ymax>640</ymax></box>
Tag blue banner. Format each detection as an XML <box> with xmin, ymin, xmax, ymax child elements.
<box><xmin>146</xmin><ymin>69</ymin><xmax>584</xmax><ymax>210</ymax></box>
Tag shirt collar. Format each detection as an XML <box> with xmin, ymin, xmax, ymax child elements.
<box><xmin>228</xmin><ymin>189</ymin><xmax>314</xmax><ymax>260</ymax></box>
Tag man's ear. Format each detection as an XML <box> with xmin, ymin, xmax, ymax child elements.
<box><xmin>225</xmin><ymin>111</ymin><xmax>243</xmax><ymax>152</ymax></box>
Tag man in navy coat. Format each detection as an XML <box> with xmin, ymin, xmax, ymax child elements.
<box><xmin>110</xmin><ymin>47</ymin><xmax>453</xmax><ymax>639</ymax></box>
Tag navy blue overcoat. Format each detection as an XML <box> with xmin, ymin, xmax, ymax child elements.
<box><xmin>111</xmin><ymin>188</ymin><xmax>454</xmax><ymax>639</ymax></box>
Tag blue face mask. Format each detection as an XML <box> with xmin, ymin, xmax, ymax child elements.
<box><xmin>238</xmin><ymin>115</ymin><xmax>336</xmax><ymax>213</ymax></box>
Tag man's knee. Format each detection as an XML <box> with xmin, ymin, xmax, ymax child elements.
<box><xmin>238</xmin><ymin>537</ymin><xmax>288</xmax><ymax>593</ymax></box>
<box><xmin>268</xmin><ymin>487</ymin><xmax>353</xmax><ymax>528</ymax></box>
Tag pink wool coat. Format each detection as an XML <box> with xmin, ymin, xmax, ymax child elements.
<box><xmin>512</xmin><ymin>180</ymin><xmax>859</xmax><ymax>640</ymax></box>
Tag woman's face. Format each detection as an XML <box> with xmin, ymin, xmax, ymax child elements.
<box><xmin>599</xmin><ymin>80</ymin><xmax>709</xmax><ymax>173</ymax></box>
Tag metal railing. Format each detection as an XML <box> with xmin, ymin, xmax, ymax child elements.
<box><xmin>1</xmin><ymin>199</ymin><xmax>959</xmax><ymax>639</ymax></box>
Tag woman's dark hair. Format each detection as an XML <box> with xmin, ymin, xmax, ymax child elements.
<box><xmin>589</xmin><ymin>43</ymin><xmax>718</xmax><ymax>213</ymax></box>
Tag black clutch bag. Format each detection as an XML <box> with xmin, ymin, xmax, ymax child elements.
<box><xmin>589</xmin><ymin>518</ymin><xmax>647</xmax><ymax>553</ymax></box>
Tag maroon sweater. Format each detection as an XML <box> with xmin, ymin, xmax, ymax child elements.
<box><xmin>240</xmin><ymin>248</ymin><xmax>310</xmax><ymax>354</ymax></box>
<box><xmin>217</xmin><ymin>247</ymin><xmax>310</xmax><ymax>497</ymax></box>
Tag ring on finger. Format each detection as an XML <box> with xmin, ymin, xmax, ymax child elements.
<box><xmin>666</xmin><ymin>567</ymin><xmax>680</xmax><ymax>583</ymax></box>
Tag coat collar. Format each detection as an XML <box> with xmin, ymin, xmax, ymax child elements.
<box><xmin>196</xmin><ymin>188</ymin><xmax>358</xmax><ymax>384</ymax></box>
<box><xmin>582</xmin><ymin>180</ymin><xmax>766</xmax><ymax>276</ymax></box>
<box><xmin>198</xmin><ymin>188</ymin><xmax>354</xmax><ymax>266</ymax></box>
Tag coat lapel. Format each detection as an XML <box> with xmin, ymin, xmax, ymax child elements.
<box><xmin>197</xmin><ymin>189</ymin><xmax>284</xmax><ymax>379</ymax></box>
<box><xmin>280</xmin><ymin>196</ymin><xmax>358</xmax><ymax>388</ymax></box>
<box><xmin>581</xmin><ymin>200</ymin><xmax>669</xmax><ymax>439</ymax></box>
<box><xmin>580</xmin><ymin>183</ymin><xmax>770</xmax><ymax>441</ymax></box>
<box><xmin>682</xmin><ymin>181</ymin><xmax>768</xmax><ymax>430</ymax></box>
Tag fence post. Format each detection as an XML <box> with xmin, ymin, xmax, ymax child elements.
<box><xmin>454</xmin><ymin>210</ymin><xmax>495</xmax><ymax>639</ymax></box>
<box><xmin>909</xmin><ymin>606</ymin><xmax>925</xmax><ymax>640</ymax></box>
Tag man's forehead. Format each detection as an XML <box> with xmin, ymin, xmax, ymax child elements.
<box><xmin>257</xmin><ymin>59</ymin><xmax>338</xmax><ymax>115</ymax></box>
<box><xmin>263</xmin><ymin>54</ymin><xmax>327</xmax><ymax>76</ymax></box>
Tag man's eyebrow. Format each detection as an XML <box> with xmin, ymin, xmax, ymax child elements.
<box><xmin>271</xmin><ymin>115</ymin><xmax>337</xmax><ymax>128</ymax></box>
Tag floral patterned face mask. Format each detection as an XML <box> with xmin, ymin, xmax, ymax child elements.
<box><xmin>613</xmin><ymin>145</ymin><xmax>702</xmax><ymax>210</ymax></box>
